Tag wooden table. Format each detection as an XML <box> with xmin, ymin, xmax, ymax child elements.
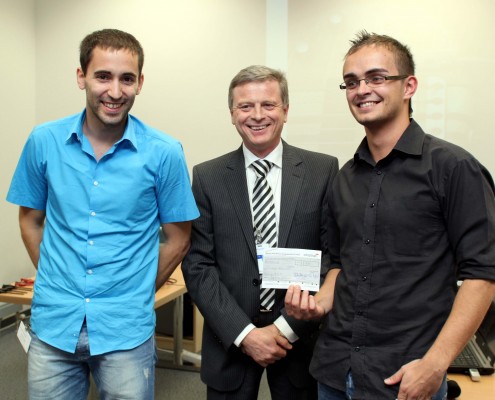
<box><xmin>0</xmin><ymin>281</ymin><xmax>34</xmax><ymax>305</ymax></box>
<box><xmin>0</xmin><ymin>268</ymin><xmax>194</xmax><ymax>368</ymax></box>
<box><xmin>153</xmin><ymin>268</ymin><xmax>201</xmax><ymax>369</ymax></box>
<box><xmin>448</xmin><ymin>373</ymin><xmax>495</xmax><ymax>399</ymax></box>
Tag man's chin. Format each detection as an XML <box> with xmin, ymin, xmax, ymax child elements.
<box><xmin>98</xmin><ymin>112</ymin><xmax>127</xmax><ymax>126</ymax></box>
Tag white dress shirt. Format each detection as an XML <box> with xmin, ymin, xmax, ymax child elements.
<box><xmin>234</xmin><ymin>140</ymin><xmax>299</xmax><ymax>346</ymax></box>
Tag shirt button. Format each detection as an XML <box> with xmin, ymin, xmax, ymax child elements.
<box><xmin>89</xmin><ymin>240</ymin><xmax>94</xmax><ymax>246</ymax></box>
<box><xmin>354</xmin><ymin>346</ymin><xmax>361</xmax><ymax>352</ymax></box>
<box><xmin>90</xmin><ymin>211</ymin><xmax>96</xmax><ymax>216</ymax></box>
<box><xmin>362</xmin><ymin>276</ymin><xmax>367</xmax><ymax>281</ymax></box>
<box><xmin>88</xmin><ymin>269</ymin><xmax>93</xmax><ymax>275</ymax></box>
<box><xmin>376</xmin><ymin>170</ymin><xmax>382</xmax><ymax>175</ymax></box>
<box><xmin>86</xmin><ymin>298</ymin><xmax>90</xmax><ymax>303</ymax></box>
<box><xmin>364</xmin><ymin>239</ymin><xmax>370</xmax><ymax>244</ymax></box>
<box><xmin>370</xmin><ymin>203</ymin><xmax>375</xmax><ymax>208</ymax></box>
<box><xmin>93</xmin><ymin>181</ymin><xmax>99</xmax><ymax>186</ymax></box>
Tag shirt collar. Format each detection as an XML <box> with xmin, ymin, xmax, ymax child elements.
<box><xmin>243</xmin><ymin>140</ymin><xmax>283</xmax><ymax>169</ymax></box>
<box><xmin>353</xmin><ymin>119</ymin><xmax>425</xmax><ymax>165</ymax></box>
<box><xmin>65</xmin><ymin>109</ymin><xmax>138</xmax><ymax>151</ymax></box>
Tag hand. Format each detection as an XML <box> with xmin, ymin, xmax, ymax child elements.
<box><xmin>384</xmin><ymin>359</ymin><xmax>446</xmax><ymax>400</ymax></box>
<box><xmin>240</xmin><ymin>324</ymin><xmax>292</xmax><ymax>367</ymax></box>
<box><xmin>284</xmin><ymin>285</ymin><xmax>326</xmax><ymax>320</ymax></box>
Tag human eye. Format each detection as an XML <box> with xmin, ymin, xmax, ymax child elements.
<box><xmin>368</xmin><ymin>75</ymin><xmax>386</xmax><ymax>85</ymax></box>
<box><xmin>95</xmin><ymin>72</ymin><xmax>111</xmax><ymax>81</ymax></box>
<box><xmin>344</xmin><ymin>79</ymin><xmax>358</xmax><ymax>89</ymax></box>
<box><xmin>236</xmin><ymin>104</ymin><xmax>254</xmax><ymax>112</ymax></box>
<box><xmin>262</xmin><ymin>102</ymin><xmax>277</xmax><ymax>111</ymax></box>
<box><xmin>121</xmin><ymin>74</ymin><xmax>137</xmax><ymax>85</ymax></box>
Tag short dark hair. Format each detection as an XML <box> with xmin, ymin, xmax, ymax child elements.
<box><xmin>228</xmin><ymin>65</ymin><xmax>289</xmax><ymax>110</ymax></box>
<box><xmin>346</xmin><ymin>30</ymin><xmax>415</xmax><ymax>116</ymax></box>
<box><xmin>79</xmin><ymin>29</ymin><xmax>144</xmax><ymax>76</ymax></box>
<box><xmin>346</xmin><ymin>30</ymin><xmax>415</xmax><ymax>75</ymax></box>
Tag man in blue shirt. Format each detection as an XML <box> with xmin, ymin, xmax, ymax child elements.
<box><xmin>7</xmin><ymin>28</ymin><xmax>199</xmax><ymax>400</ymax></box>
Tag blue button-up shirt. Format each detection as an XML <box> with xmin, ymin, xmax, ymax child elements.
<box><xmin>7</xmin><ymin>110</ymin><xmax>199</xmax><ymax>355</ymax></box>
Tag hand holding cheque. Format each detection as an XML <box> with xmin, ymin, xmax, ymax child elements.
<box><xmin>285</xmin><ymin>267</ymin><xmax>341</xmax><ymax>321</ymax></box>
<box><xmin>260</xmin><ymin>248</ymin><xmax>321</xmax><ymax>291</ymax></box>
<box><xmin>261</xmin><ymin>248</ymin><xmax>328</xmax><ymax>321</ymax></box>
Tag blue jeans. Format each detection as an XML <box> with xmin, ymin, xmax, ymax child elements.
<box><xmin>318</xmin><ymin>371</ymin><xmax>447</xmax><ymax>400</ymax></box>
<box><xmin>28</xmin><ymin>323</ymin><xmax>156</xmax><ymax>400</ymax></box>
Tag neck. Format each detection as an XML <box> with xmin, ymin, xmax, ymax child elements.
<box><xmin>83</xmin><ymin>113</ymin><xmax>126</xmax><ymax>145</ymax></box>
<box><xmin>83</xmin><ymin>115</ymin><xmax>126</xmax><ymax>161</ymax></box>
<box><xmin>364</xmin><ymin>117</ymin><xmax>410</xmax><ymax>162</ymax></box>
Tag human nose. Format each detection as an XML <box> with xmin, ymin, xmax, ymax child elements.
<box><xmin>356</xmin><ymin>78</ymin><xmax>371</xmax><ymax>95</ymax></box>
<box><xmin>108</xmin><ymin>79</ymin><xmax>122</xmax><ymax>99</ymax></box>
<box><xmin>251</xmin><ymin>104</ymin><xmax>264</xmax><ymax>120</ymax></box>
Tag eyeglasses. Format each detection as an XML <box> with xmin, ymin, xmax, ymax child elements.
<box><xmin>339</xmin><ymin>74</ymin><xmax>409</xmax><ymax>90</ymax></box>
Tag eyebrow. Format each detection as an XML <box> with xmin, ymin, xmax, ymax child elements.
<box><xmin>93</xmin><ymin>70</ymin><xmax>138</xmax><ymax>78</ymax></box>
<box><xmin>343</xmin><ymin>68</ymin><xmax>389</xmax><ymax>79</ymax></box>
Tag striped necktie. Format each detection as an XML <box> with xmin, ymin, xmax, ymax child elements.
<box><xmin>252</xmin><ymin>159</ymin><xmax>277</xmax><ymax>312</ymax></box>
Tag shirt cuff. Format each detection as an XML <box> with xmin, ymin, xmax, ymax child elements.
<box><xmin>274</xmin><ymin>315</ymin><xmax>299</xmax><ymax>343</ymax></box>
<box><xmin>234</xmin><ymin>323</ymin><xmax>256</xmax><ymax>347</ymax></box>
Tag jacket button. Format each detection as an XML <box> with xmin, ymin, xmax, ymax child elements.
<box><xmin>252</xmin><ymin>278</ymin><xmax>259</xmax><ymax>286</ymax></box>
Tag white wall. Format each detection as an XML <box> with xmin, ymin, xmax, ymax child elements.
<box><xmin>2</xmin><ymin>0</ymin><xmax>495</xmax><ymax>284</ymax></box>
<box><xmin>0</xmin><ymin>0</ymin><xmax>36</xmax><ymax>284</ymax></box>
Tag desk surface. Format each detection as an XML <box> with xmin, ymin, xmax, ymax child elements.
<box><xmin>448</xmin><ymin>373</ymin><xmax>495</xmax><ymax>399</ymax></box>
<box><xmin>0</xmin><ymin>268</ymin><xmax>186</xmax><ymax>308</ymax></box>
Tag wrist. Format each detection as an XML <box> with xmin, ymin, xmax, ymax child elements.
<box><xmin>422</xmin><ymin>349</ymin><xmax>450</xmax><ymax>373</ymax></box>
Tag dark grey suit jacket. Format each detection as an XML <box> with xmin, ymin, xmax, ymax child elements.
<box><xmin>182</xmin><ymin>142</ymin><xmax>338</xmax><ymax>391</ymax></box>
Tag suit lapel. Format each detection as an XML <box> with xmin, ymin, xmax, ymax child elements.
<box><xmin>279</xmin><ymin>143</ymin><xmax>304</xmax><ymax>248</ymax></box>
<box><xmin>223</xmin><ymin>147</ymin><xmax>257</xmax><ymax>262</ymax></box>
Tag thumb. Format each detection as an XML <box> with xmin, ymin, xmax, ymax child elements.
<box><xmin>384</xmin><ymin>368</ymin><xmax>404</xmax><ymax>386</ymax></box>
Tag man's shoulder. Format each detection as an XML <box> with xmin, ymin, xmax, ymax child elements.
<box><xmin>129</xmin><ymin>115</ymin><xmax>181</xmax><ymax>148</ymax></box>
<box><xmin>425</xmin><ymin>133</ymin><xmax>475</xmax><ymax>162</ymax></box>
<box><xmin>32</xmin><ymin>112</ymin><xmax>82</xmax><ymax>135</ymax></box>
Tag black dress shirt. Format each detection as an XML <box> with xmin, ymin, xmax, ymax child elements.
<box><xmin>311</xmin><ymin>120</ymin><xmax>495</xmax><ymax>399</ymax></box>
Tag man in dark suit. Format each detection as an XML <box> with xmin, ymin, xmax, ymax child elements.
<box><xmin>182</xmin><ymin>65</ymin><xmax>339</xmax><ymax>400</ymax></box>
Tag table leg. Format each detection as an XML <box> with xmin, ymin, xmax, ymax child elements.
<box><xmin>173</xmin><ymin>295</ymin><xmax>183</xmax><ymax>366</ymax></box>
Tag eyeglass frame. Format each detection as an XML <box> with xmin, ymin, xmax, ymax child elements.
<box><xmin>339</xmin><ymin>74</ymin><xmax>409</xmax><ymax>90</ymax></box>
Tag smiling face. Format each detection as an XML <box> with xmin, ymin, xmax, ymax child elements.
<box><xmin>77</xmin><ymin>46</ymin><xmax>144</xmax><ymax>135</ymax></box>
<box><xmin>343</xmin><ymin>45</ymin><xmax>415</xmax><ymax>133</ymax></box>
<box><xmin>230</xmin><ymin>79</ymin><xmax>288</xmax><ymax>158</ymax></box>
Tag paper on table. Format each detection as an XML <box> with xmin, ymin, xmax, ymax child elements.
<box><xmin>261</xmin><ymin>248</ymin><xmax>321</xmax><ymax>291</ymax></box>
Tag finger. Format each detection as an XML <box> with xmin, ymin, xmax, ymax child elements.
<box><xmin>285</xmin><ymin>285</ymin><xmax>294</xmax><ymax>304</ymax></box>
<box><xmin>284</xmin><ymin>286</ymin><xmax>295</xmax><ymax>314</ymax></box>
<box><xmin>308</xmin><ymin>295</ymin><xmax>316</xmax><ymax>312</ymax></box>
<box><xmin>274</xmin><ymin>347</ymin><xmax>287</xmax><ymax>358</ymax></box>
<box><xmin>300</xmin><ymin>290</ymin><xmax>309</xmax><ymax>312</ymax></box>
<box><xmin>384</xmin><ymin>369</ymin><xmax>403</xmax><ymax>386</ymax></box>
<box><xmin>275</xmin><ymin>335</ymin><xmax>292</xmax><ymax>350</ymax></box>
<box><xmin>291</xmin><ymin>285</ymin><xmax>301</xmax><ymax>309</ymax></box>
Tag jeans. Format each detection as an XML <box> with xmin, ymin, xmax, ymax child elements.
<box><xmin>318</xmin><ymin>371</ymin><xmax>447</xmax><ymax>400</ymax></box>
<box><xmin>28</xmin><ymin>323</ymin><xmax>156</xmax><ymax>400</ymax></box>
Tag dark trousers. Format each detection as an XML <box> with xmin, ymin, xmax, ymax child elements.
<box><xmin>207</xmin><ymin>311</ymin><xmax>317</xmax><ymax>400</ymax></box>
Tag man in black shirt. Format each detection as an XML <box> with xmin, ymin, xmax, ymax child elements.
<box><xmin>285</xmin><ymin>31</ymin><xmax>495</xmax><ymax>400</ymax></box>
